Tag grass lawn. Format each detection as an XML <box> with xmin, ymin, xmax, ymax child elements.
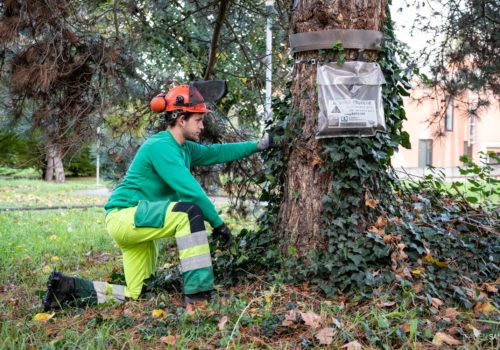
<box><xmin>0</xmin><ymin>178</ymin><xmax>498</xmax><ymax>349</ymax></box>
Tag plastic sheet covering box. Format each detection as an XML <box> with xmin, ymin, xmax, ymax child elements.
<box><xmin>316</xmin><ymin>61</ymin><xmax>386</xmax><ymax>138</ymax></box>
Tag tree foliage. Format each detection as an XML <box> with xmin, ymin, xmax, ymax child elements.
<box><xmin>406</xmin><ymin>0</ymin><xmax>499</xmax><ymax>96</ymax></box>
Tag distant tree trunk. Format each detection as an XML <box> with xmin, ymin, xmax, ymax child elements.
<box><xmin>277</xmin><ymin>0</ymin><xmax>387</xmax><ymax>256</ymax></box>
<box><xmin>45</xmin><ymin>142</ymin><xmax>65</xmax><ymax>182</ymax></box>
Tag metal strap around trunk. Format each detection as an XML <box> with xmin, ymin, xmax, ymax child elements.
<box><xmin>290</xmin><ymin>29</ymin><xmax>383</xmax><ymax>53</ymax></box>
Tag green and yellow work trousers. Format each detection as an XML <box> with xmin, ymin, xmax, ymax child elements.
<box><xmin>105</xmin><ymin>201</ymin><xmax>214</xmax><ymax>299</ymax></box>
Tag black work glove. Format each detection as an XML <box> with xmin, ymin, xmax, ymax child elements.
<box><xmin>212</xmin><ymin>223</ymin><xmax>233</xmax><ymax>248</ymax></box>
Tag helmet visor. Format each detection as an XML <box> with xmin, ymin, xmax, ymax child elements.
<box><xmin>189</xmin><ymin>80</ymin><xmax>227</xmax><ymax>105</ymax></box>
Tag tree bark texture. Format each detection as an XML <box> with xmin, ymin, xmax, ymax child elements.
<box><xmin>277</xmin><ymin>0</ymin><xmax>387</xmax><ymax>256</ymax></box>
<box><xmin>45</xmin><ymin>143</ymin><xmax>65</xmax><ymax>182</ymax></box>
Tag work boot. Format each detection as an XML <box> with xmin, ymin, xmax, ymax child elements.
<box><xmin>42</xmin><ymin>271</ymin><xmax>77</xmax><ymax>311</ymax></box>
<box><xmin>183</xmin><ymin>290</ymin><xmax>212</xmax><ymax>306</ymax></box>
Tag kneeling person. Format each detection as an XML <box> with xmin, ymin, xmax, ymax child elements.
<box><xmin>43</xmin><ymin>82</ymin><xmax>272</xmax><ymax>310</ymax></box>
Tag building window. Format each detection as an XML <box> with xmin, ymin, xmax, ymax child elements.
<box><xmin>419</xmin><ymin>139</ymin><xmax>433</xmax><ymax>167</ymax></box>
<box><xmin>487</xmin><ymin>149</ymin><xmax>500</xmax><ymax>165</ymax></box>
<box><xmin>445</xmin><ymin>96</ymin><xmax>453</xmax><ymax>131</ymax></box>
<box><xmin>463</xmin><ymin>141</ymin><xmax>473</xmax><ymax>160</ymax></box>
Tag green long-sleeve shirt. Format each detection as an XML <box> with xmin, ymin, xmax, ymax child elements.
<box><xmin>104</xmin><ymin>130</ymin><xmax>259</xmax><ymax>228</ymax></box>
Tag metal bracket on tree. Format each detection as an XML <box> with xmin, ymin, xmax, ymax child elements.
<box><xmin>289</xmin><ymin>29</ymin><xmax>383</xmax><ymax>53</ymax></box>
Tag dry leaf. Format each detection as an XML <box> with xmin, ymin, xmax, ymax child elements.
<box><xmin>376</xmin><ymin>301</ymin><xmax>396</xmax><ymax>308</ymax></box>
<box><xmin>332</xmin><ymin>317</ymin><xmax>343</xmax><ymax>329</ymax></box>
<box><xmin>151</xmin><ymin>309</ymin><xmax>166</xmax><ymax>318</ymax></box>
<box><xmin>315</xmin><ymin>327</ymin><xmax>335</xmax><ymax>345</ymax></box>
<box><xmin>50</xmin><ymin>256</ymin><xmax>59</xmax><ymax>262</ymax></box>
<box><xmin>185</xmin><ymin>303</ymin><xmax>195</xmax><ymax>315</ymax></box>
<box><xmin>33</xmin><ymin>312</ymin><xmax>55</xmax><ymax>322</ymax></box>
<box><xmin>218</xmin><ymin>315</ymin><xmax>229</xmax><ymax>331</ymax></box>
<box><xmin>365</xmin><ymin>198</ymin><xmax>378</xmax><ymax>209</ymax></box>
<box><xmin>282</xmin><ymin>310</ymin><xmax>299</xmax><ymax>327</ymax></box>
<box><xmin>368</xmin><ymin>226</ymin><xmax>384</xmax><ymax>235</ymax></box>
<box><xmin>160</xmin><ymin>335</ymin><xmax>176</xmax><ymax>345</ymax></box>
<box><xmin>442</xmin><ymin>308</ymin><xmax>459</xmax><ymax>320</ymax></box>
<box><xmin>374</xmin><ymin>216</ymin><xmax>388</xmax><ymax>228</ymax></box>
<box><xmin>474</xmin><ymin>301</ymin><xmax>498</xmax><ymax>315</ymax></box>
<box><xmin>300</xmin><ymin>311</ymin><xmax>323</xmax><ymax>329</ymax></box>
<box><xmin>411</xmin><ymin>268</ymin><xmax>422</xmax><ymax>276</ymax></box>
<box><xmin>431</xmin><ymin>298</ymin><xmax>444</xmax><ymax>308</ymax></box>
<box><xmin>402</xmin><ymin>323</ymin><xmax>410</xmax><ymax>333</ymax></box>
<box><xmin>413</xmin><ymin>282</ymin><xmax>423</xmax><ymax>293</ymax></box>
<box><xmin>341</xmin><ymin>340</ymin><xmax>362</xmax><ymax>350</ymax></box>
<box><xmin>383</xmin><ymin>235</ymin><xmax>393</xmax><ymax>243</ymax></box>
<box><xmin>466</xmin><ymin>324</ymin><xmax>481</xmax><ymax>338</ymax></box>
<box><xmin>49</xmin><ymin>235</ymin><xmax>57</xmax><ymax>241</ymax></box>
<box><xmin>432</xmin><ymin>332</ymin><xmax>461</xmax><ymax>346</ymax></box>
<box><xmin>264</xmin><ymin>295</ymin><xmax>272</xmax><ymax>303</ymax></box>
<box><xmin>484</xmin><ymin>284</ymin><xmax>498</xmax><ymax>293</ymax></box>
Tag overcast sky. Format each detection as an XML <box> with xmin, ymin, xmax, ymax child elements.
<box><xmin>390</xmin><ymin>0</ymin><xmax>443</xmax><ymax>55</ymax></box>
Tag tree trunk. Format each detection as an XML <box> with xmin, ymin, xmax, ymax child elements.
<box><xmin>45</xmin><ymin>142</ymin><xmax>65</xmax><ymax>182</ymax></box>
<box><xmin>277</xmin><ymin>0</ymin><xmax>387</xmax><ymax>256</ymax></box>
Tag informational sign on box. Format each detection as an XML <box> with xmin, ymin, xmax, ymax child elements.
<box><xmin>316</xmin><ymin>62</ymin><xmax>386</xmax><ymax>138</ymax></box>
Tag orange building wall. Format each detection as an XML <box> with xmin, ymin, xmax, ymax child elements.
<box><xmin>392</xmin><ymin>86</ymin><xmax>500</xmax><ymax>168</ymax></box>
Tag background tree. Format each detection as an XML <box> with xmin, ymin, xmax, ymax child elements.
<box><xmin>401</xmin><ymin>0</ymin><xmax>499</xmax><ymax>133</ymax></box>
<box><xmin>0</xmin><ymin>0</ymin><xmax>136</xmax><ymax>181</ymax></box>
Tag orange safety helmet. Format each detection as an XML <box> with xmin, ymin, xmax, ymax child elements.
<box><xmin>150</xmin><ymin>85</ymin><xmax>212</xmax><ymax>114</ymax></box>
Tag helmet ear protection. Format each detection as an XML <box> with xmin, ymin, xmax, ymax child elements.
<box><xmin>150</xmin><ymin>93</ymin><xmax>167</xmax><ymax>113</ymax></box>
<box><xmin>150</xmin><ymin>81</ymin><xmax>227</xmax><ymax>114</ymax></box>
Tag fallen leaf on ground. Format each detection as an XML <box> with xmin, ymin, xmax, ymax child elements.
<box><xmin>160</xmin><ymin>335</ymin><xmax>176</xmax><ymax>345</ymax></box>
<box><xmin>411</xmin><ymin>268</ymin><xmax>422</xmax><ymax>276</ymax></box>
<box><xmin>218</xmin><ymin>315</ymin><xmax>229</xmax><ymax>331</ymax></box>
<box><xmin>341</xmin><ymin>340</ymin><xmax>362</xmax><ymax>350</ymax></box>
<box><xmin>483</xmin><ymin>283</ymin><xmax>498</xmax><ymax>293</ymax></box>
<box><xmin>151</xmin><ymin>309</ymin><xmax>165</xmax><ymax>318</ymax></box>
<box><xmin>431</xmin><ymin>298</ymin><xmax>444</xmax><ymax>308</ymax></box>
<box><xmin>49</xmin><ymin>235</ymin><xmax>57</xmax><ymax>241</ymax></box>
<box><xmin>368</xmin><ymin>226</ymin><xmax>384</xmax><ymax>235</ymax></box>
<box><xmin>376</xmin><ymin>301</ymin><xmax>396</xmax><ymax>308</ymax></box>
<box><xmin>33</xmin><ymin>312</ymin><xmax>55</xmax><ymax>322</ymax></box>
<box><xmin>264</xmin><ymin>295</ymin><xmax>272</xmax><ymax>303</ymax></box>
<box><xmin>365</xmin><ymin>198</ymin><xmax>378</xmax><ymax>209</ymax></box>
<box><xmin>186</xmin><ymin>303</ymin><xmax>195</xmax><ymax>315</ymax></box>
<box><xmin>374</xmin><ymin>215</ymin><xmax>388</xmax><ymax>228</ymax></box>
<box><xmin>466</xmin><ymin>324</ymin><xmax>481</xmax><ymax>338</ymax></box>
<box><xmin>282</xmin><ymin>310</ymin><xmax>299</xmax><ymax>327</ymax></box>
<box><xmin>50</xmin><ymin>256</ymin><xmax>59</xmax><ymax>262</ymax></box>
<box><xmin>402</xmin><ymin>323</ymin><xmax>410</xmax><ymax>333</ymax></box>
<box><xmin>442</xmin><ymin>307</ymin><xmax>459</xmax><ymax>321</ymax></box>
<box><xmin>474</xmin><ymin>301</ymin><xmax>498</xmax><ymax>315</ymax></box>
<box><xmin>42</xmin><ymin>265</ymin><xmax>52</xmax><ymax>274</ymax></box>
<box><xmin>300</xmin><ymin>311</ymin><xmax>322</xmax><ymax>329</ymax></box>
<box><xmin>332</xmin><ymin>317</ymin><xmax>343</xmax><ymax>329</ymax></box>
<box><xmin>315</xmin><ymin>327</ymin><xmax>335</xmax><ymax>345</ymax></box>
<box><xmin>432</xmin><ymin>332</ymin><xmax>461</xmax><ymax>346</ymax></box>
